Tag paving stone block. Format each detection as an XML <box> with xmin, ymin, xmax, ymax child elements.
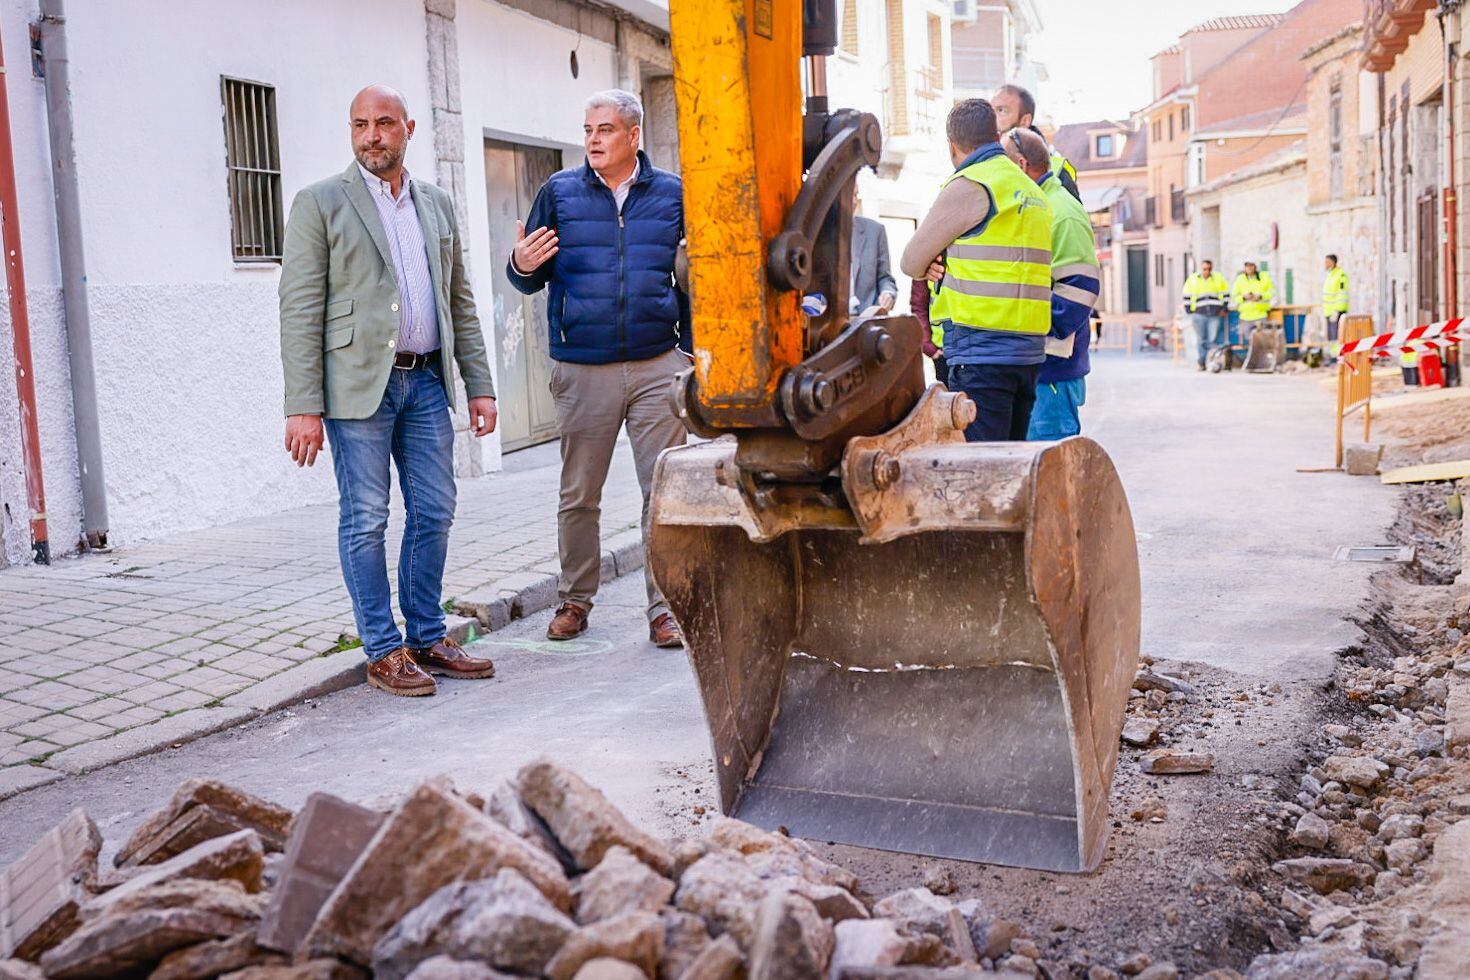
<box><xmin>257</xmin><ymin>794</ymin><xmax>384</xmax><ymax>954</ymax></box>
<box><xmin>86</xmin><ymin>830</ymin><xmax>264</xmax><ymax>914</ymax></box>
<box><xmin>116</xmin><ymin>780</ymin><xmax>294</xmax><ymax>868</ymax></box>
<box><xmin>301</xmin><ymin>781</ymin><xmax>571</xmax><ymax>965</ymax></box>
<box><xmin>0</xmin><ymin>808</ymin><xmax>101</xmax><ymax>959</ymax></box>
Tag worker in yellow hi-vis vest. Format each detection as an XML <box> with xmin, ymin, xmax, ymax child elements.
<box><xmin>1323</xmin><ymin>254</ymin><xmax>1350</xmax><ymax>358</ymax></box>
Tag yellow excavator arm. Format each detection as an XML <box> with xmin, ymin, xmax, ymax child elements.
<box><xmin>650</xmin><ymin>0</ymin><xmax>1142</xmax><ymax>873</ymax></box>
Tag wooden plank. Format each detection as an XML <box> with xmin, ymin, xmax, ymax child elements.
<box><xmin>1380</xmin><ymin>460</ymin><xmax>1470</xmax><ymax>484</ymax></box>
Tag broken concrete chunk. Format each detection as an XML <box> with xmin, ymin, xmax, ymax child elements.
<box><xmin>575</xmin><ymin>845</ymin><xmax>675</xmax><ymax>924</ymax></box>
<box><xmin>1322</xmin><ymin>756</ymin><xmax>1389</xmax><ymax>790</ymax></box>
<box><xmin>657</xmin><ymin>909</ymin><xmax>712</xmax><ymax>979</ymax></box>
<box><xmin>1376</xmin><ymin>814</ymin><xmax>1423</xmax><ymax>842</ymax></box>
<box><xmin>830</xmin><ymin>919</ymin><xmax>908</xmax><ymax>973</ymax></box>
<box><xmin>1243</xmin><ymin>947</ymin><xmax>1389</xmax><ymax>979</ymax></box>
<box><xmin>220</xmin><ymin>960</ymin><xmax>366</xmax><ymax>980</ymax></box>
<box><xmin>89</xmin><ymin>830</ymin><xmax>264</xmax><ymax>915</ymax></box>
<box><xmin>516</xmin><ymin>759</ymin><xmax>673</xmax><ymax>875</ymax></box>
<box><xmin>674</xmin><ymin>852</ymin><xmax>767</xmax><ymax>947</ymax></box>
<box><xmin>709</xmin><ymin>818</ymin><xmax>859</xmax><ymax>892</ymax></box>
<box><xmin>402</xmin><ymin>957</ymin><xmax>517</xmax><ymax>980</ymax></box>
<box><xmin>1289</xmin><ymin>813</ymin><xmax>1330</xmax><ymax>851</ymax></box>
<box><xmin>1342</xmin><ymin>444</ymin><xmax>1384</xmax><ymax>477</ymax></box>
<box><xmin>40</xmin><ymin>880</ymin><xmax>264</xmax><ymax>980</ymax></box>
<box><xmin>0</xmin><ymin>808</ymin><xmax>101</xmax><ymax>960</ymax></box>
<box><xmin>257</xmin><ymin>793</ymin><xmax>384</xmax><ymax>955</ymax></box>
<box><xmin>485</xmin><ymin>781</ymin><xmax>574</xmax><ymax>871</ymax></box>
<box><xmin>1278</xmin><ymin>889</ymin><xmax>1323</xmax><ymax>920</ymax></box>
<box><xmin>148</xmin><ymin>932</ymin><xmax>286</xmax><ymax>980</ymax></box>
<box><xmin>1383</xmin><ymin>838</ymin><xmax>1426</xmax><ymax>872</ymax></box>
<box><xmin>1134</xmin><ymin>964</ymin><xmax>1178</xmax><ymax>980</ymax></box>
<box><xmin>676</xmin><ymin>934</ymin><xmax>743</xmax><ymax>980</ymax></box>
<box><xmin>569</xmin><ymin>959</ymin><xmax>647</xmax><ymax>980</ymax></box>
<box><xmin>544</xmin><ymin>910</ymin><xmax>663</xmax><ymax>980</ymax></box>
<box><xmin>747</xmin><ymin>891</ymin><xmax>833</xmax><ymax>980</ymax></box>
<box><xmin>1121</xmin><ymin>719</ymin><xmax>1159</xmax><ymax>748</ymax></box>
<box><xmin>1138</xmin><ymin>750</ymin><xmax>1214</xmax><ymax>775</ymax></box>
<box><xmin>1132</xmin><ymin>671</ymin><xmax>1195</xmax><ymax>695</ymax></box>
<box><xmin>836</xmin><ymin>969</ymin><xmax>995</xmax><ymax>980</ymax></box>
<box><xmin>371</xmin><ymin>868</ymin><xmax>574</xmax><ymax>980</ymax></box>
<box><xmin>1271</xmin><ymin>858</ymin><xmax>1374</xmax><ymax>895</ymax></box>
<box><xmin>870</xmin><ymin>888</ymin><xmax>976</xmax><ymax>963</ymax></box>
<box><xmin>116</xmin><ymin>781</ymin><xmax>293</xmax><ymax>868</ymax></box>
<box><xmin>302</xmin><ymin>782</ymin><xmax>571</xmax><ymax>966</ymax></box>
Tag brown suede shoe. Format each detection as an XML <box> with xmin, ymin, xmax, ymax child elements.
<box><xmin>547</xmin><ymin>603</ymin><xmax>589</xmax><ymax>640</ymax></box>
<box><xmin>412</xmin><ymin>636</ymin><xmax>495</xmax><ymax>678</ymax></box>
<box><xmin>366</xmin><ymin>648</ymin><xmax>436</xmax><ymax>697</ymax></box>
<box><xmin>650</xmin><ymin>613</ymin><xmax>684</xmax><ymax>649</ymax></box>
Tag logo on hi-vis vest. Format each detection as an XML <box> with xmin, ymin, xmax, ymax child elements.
<box><xmin>1014</xmin><ymin>189</ymin><xmax>1046</xmax><ymax>214</ymax></box>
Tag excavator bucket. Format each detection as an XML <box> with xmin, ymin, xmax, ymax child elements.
<box><xmin>647</xmin><ymin>388</ymin><xmax>1141</xmax><ymax>873</ymax></box>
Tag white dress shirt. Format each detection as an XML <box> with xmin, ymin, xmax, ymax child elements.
<box><xmin>357</xmin><ymin>163</ymin><xmax>439</xmax><ymax>355</ymax></box>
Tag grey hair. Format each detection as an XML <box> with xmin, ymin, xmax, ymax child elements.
<box><xmin>585</xmin><ymin>89</ymin><xmax>643</xmax><ymax>128</ymax></box>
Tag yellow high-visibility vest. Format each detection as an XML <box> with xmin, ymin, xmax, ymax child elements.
<box><xmin>929</xmin><ymin>154</ymin><xmax>1053</xmax><ymax>340</ymax></box>
<box><xmin>1231</xmin><ymin>272</ymin><xmax>1275</xmax><ymax>321</ymax></box>
<box><xmin>1323</xmin><ymin>267</ymin><xmax>1349</xmax><ymax>316</ymax></box>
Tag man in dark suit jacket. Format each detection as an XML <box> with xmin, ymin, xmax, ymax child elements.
<box><xmin>850</xmin><ymin>189</ymin><xmax>897</xmax><ymax>316</ymax></box>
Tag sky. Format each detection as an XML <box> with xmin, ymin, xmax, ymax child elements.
<box><xmin>1030</xmin><ymin>0</ymin><xmax>1302</xmax><ymax>126</ymax></box>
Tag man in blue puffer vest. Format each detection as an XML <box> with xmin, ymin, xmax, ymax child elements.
<box><xmin>507</xmin><ymin>89</ymin><xmax>690</xmax><ymax>650</ymax></box>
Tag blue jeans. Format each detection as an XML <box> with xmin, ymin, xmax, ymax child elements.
<box><xmin>1191</xmin><ymin>313</ymin><xmax>1225</xmax><ymax>366</ymax></box>
<box><xmin>324</xmin><ymin>363</ymin><xmax>456</xmax><ymax>663</ymax></box>
<box><xmin>1027</xmin><ymin>378</ymin><xmax>1086</xmax><ymax>440</ymax></box>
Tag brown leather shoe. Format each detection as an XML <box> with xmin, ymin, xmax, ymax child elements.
<box><xmin>365</xmin><ymin>648</ymin><xmax>436</xmax><ymax>697</ymax></box>
<box><xmin>412</xmin><ymin>636</ymin><xmax>495</xmax><ymax>679</ymax></box>
<box><xmin>547</xmin><ymin>603</ymin><xmax>589</xmax><ymax>640</ymax></box>
<box><xmin>650</xmin><ymin>613</ymin><xmax>684</xmax><ymax>649</ymax></box>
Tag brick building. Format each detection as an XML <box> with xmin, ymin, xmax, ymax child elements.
<box><xmin>1135</xmin><ymin>15</ymin><xmax>1283</xmax><ymax>319</ymax></box>
<box><xmin>1052</xmin><ymin>120</ymin><xmax>1149</xmax><ymax>325</ymax></box>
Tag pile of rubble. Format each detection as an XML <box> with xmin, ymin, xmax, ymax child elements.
<box><xmin>0</xmin><ymin>758</ymin><xmax>1151</xmax><ymax>980</ymax></box>
<box><xmin>1250</xmin><ymin>589</ymin><xmax>1470</xmax><ymax>977</ymax></box>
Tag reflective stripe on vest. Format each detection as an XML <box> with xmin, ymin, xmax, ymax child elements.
<box><xmin>929</xmin><ymin>155</ymin><xmax>1053</xmax><ymax>337</ymax></box>
<box><xmin>1050</xmin><ymin>150</ymin><xmax>1077</xmax><ymax>183</ymax></box>
<box><xmin>1183</xmin><ymin>273</ymin><xmax>1229</xmax><ymax>312</ymax></box>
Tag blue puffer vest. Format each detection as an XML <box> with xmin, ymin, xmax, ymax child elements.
<box><xmin>506</xmin><ymin>150</ymin><xmax>686</xmax><ymax>364</ymax></box>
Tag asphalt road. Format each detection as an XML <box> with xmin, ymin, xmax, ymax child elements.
<box><xmin>0</xmin><ymin>355</ymin><xmax>1397</xmax><ymax>864</ymax></box>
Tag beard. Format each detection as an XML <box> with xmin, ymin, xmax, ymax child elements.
<box><xmin>355</xmin><ymin>142</ymin><xmax>404</xmax><ymax>176</ymax></box>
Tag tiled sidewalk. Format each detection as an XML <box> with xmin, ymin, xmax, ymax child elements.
<box><xmin>0</xmin><ymin>443</ymin><xmax>645</xmax><ymax>791</ymax></box>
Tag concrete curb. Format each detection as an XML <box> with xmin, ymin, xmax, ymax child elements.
<box><xmin>452</xmin><ymin>527</ymin><xmax>644</xmax><ymax>629</ymax></box>
<box><xmin>0</xmin><ymin>538</ymin><xmax>643</xmax><ymax>802</ymax></box>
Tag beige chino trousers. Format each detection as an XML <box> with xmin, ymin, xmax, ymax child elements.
<box><xmin>550</xmin><ymin>348</ymin><xmax>688</xmax><ymax>621</ymax></box>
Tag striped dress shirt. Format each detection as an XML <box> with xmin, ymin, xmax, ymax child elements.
<box><xmin>357</xmin><ymin>163</ymin><xmax>438</xmax><ymax>355</ymax></box>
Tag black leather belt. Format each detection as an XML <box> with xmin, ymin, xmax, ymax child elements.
<box><xmin>392</xmin><ymin>350</ymin><xmax>439</xmax><ymax>370</ymax></box>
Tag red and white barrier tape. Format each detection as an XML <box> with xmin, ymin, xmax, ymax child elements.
<box><xmin>1338</xmin><ymin>318</ymin><xmax>1464</xmax><ymax>356</ymax></box>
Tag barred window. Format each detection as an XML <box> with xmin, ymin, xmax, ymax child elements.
<box><xmin>221</xmin><ymin>77</ymin><xmax>283</xmax><ymax>263</ymax></box>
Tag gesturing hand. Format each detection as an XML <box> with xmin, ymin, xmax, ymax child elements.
<box><xmin>512</xmin><ymin>221</ymin><xmax>559</xmax><ymax>274</ymax></box>
<box><xmin>469</xmin><ymin>397</ymin><xmax>498</xmax><ymax>437</ymax></box>
<box><xmin>285</xmin><ymin>414</ymin><xmax>324</xmax><ymax>467</ymax></box>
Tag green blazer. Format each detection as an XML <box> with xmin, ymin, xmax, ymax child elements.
<box><xmin>279</xmin><ymin>162</ymin><xmax>495</xmax><ymax>419</ymax></box>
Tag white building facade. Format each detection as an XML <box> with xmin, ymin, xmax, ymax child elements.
<box><xmin>830</xmin><ymin>0</ymin><xmax>955</xmax><ymax>313</ymax></box>
<box><xmin>0</xmin><ymin>0</ymin><xmax>673</xmax><ymax>565</ymax></box>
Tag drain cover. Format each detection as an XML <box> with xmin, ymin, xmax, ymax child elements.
<box><xmin>1333</xmin><ymin>545</ymin><xmax>1417</xmax><ymax>563</ymax></box>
